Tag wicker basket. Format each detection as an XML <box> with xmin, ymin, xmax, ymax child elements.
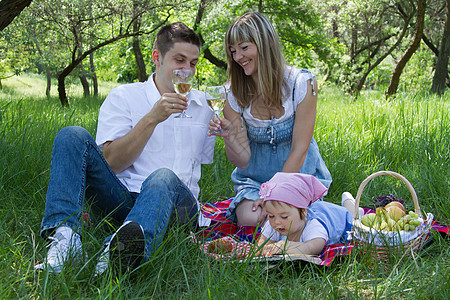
<box><xmin>351</xmin><ymin>171</ymin><xmax>433</xmax><ymax>260</ymax></box>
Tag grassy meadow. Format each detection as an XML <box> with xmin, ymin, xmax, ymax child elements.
<box><xmin>0</xmin><ymin>74</ymin><xmax>449</xmax><ymax>299</ymax></box>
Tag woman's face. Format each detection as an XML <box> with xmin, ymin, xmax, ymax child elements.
<box><xmin>265</xmin><ymin>201</ymin><xmax>306</xmax><ymax>239</ymax></box>
<box><xmin>229</xmin><ymin>41</ymin><xmax>259</xmax><ymax>79</ymax></box>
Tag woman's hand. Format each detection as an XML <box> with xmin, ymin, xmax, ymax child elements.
<box><xmin>208</xmin><ymin>115</ymin><xmax>233</xmax><ymax>137</ymax></box>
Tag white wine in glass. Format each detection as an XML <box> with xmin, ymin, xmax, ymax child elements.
<box><xmin>205</xmin><ymin>85</ymin><xmax>227</xmax><ymax>134</ymax></box>
<box><xmin>172</xmin><ymin>69</ymin><xmax>194</xmax><ymax>118</ymax></box>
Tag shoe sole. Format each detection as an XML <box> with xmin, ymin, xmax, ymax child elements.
<box><xmin>110</xmin><ymin>221</ymin><xmax>145</xmax><ymax>273</ymax></box>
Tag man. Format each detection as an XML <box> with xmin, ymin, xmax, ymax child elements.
<box><xmin>34</xmin><ymin>22</ymin><xmax>215</xmax><ymax>274</ymax></box>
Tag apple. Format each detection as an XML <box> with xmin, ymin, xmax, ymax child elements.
<box><xmin>361</xmin><ymin>213</ymin><xmax>377</xmax><ymax>227</ymax></box>
<box><xmin>207</xmin><ymin>239</ymin><xmax>233</xmax><ymax>254</ymax></box>
<box><xmin>385</xmin><ymin>205</ymin><xmax>406</xmax><ymax>221</ymax></box>
<box><xmin>384</xmin><ymin>201</ymin><xmax>406</xmax><ymax>213</ymax></box>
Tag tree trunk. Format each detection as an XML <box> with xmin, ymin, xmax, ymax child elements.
<box><xmin>431</xmin><ymin>0</ymin><xmax>450</xmax><ymax>95</ymax></box>
<box><xmin>90</xmin><ymin>52</ymin><xmax>98</xmax><ymax>97</ymax></box>
<box><xmin>0</xmin><ymin>0</ymin><xmax>33</xmax><ymax>31</ymax></box>
<box><xmin>57</xmin><ymin>71</ymin><xmax>69</xmax><ymax>107</ymax></box>
<box><xmin>55</xmin><ymin>16</ymin><xmax>169</xmax><ymax>106</ymax></box>
<box><xmin>132</xmin><ymin>1</ymin><xmax>147</xmax><ymax>82</ymax></box>
<box><xmin>79</xmin><ymin>74</ymin><xmax>90</xmax><ymax>97</ymax></box>
<box><xmin>194</xmin><ymin>0</ymin><xmax>227</xmax><ymax>70</ymax></box>
<box><xmin>350</xmin><ymin>20</ymin><xmax>358</xmax><ymax>62</ymax></box>
<box><xmin>77</xmin><ymin>50</ymin><xmax>90</xmax><ymax>96</ymax></box>
<box><xmin>386</xmin><ymin>0</ymin><xmax>427</xmax><ymax>98</ymax></box>
<box><xmin>46</xmin><ymin>69</ymin><xmax>51</xmax><ymax>98</ymax></box>
<box><xmin>133</xmin><ymin>20</ymin><xmax>147</xmax><ymax>82</ymax></box>
<box><xmin>87</xmin><ymin>4</ymin><xmax>98</xmax><ymax>97</ymax></box>
<box><xmin>353</xmin><ymin>16</ymin><xmax>411</xmax><ymax>98</ymax></box>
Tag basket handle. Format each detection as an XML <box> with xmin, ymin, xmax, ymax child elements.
<box><xmin>354</xmin><ymin>171</ymin><xmax>421</xmax><ymax>219</ymax></box>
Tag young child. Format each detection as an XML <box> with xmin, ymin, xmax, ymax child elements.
<box><xmin>257</xmin><ymin>172</ymin><xmax>354</xmax><ymax>256</ymax></box>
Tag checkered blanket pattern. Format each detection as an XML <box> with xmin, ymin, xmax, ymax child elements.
<box><xmin>196</xmin><ymin>199</ymin><xmax>449</xmax><ymax>266</ymax></box>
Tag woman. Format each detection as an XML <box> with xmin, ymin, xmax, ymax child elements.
<box><xmin>209</xmin><ymin>12</ymin><xmax>332</xmax><ymax>226</ymax></box>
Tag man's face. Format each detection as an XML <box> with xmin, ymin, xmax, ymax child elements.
<box><xmin>153</xmin><ymin>42</ymin><xmax>200</xmax><ymax>94</ymax></box>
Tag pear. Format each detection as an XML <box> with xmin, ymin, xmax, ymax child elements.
<box><xmin>379</xmin><ymin>220</ymin><xmax>389</xmax><ymax>231</ymax></box>
<box><xmin>376</xmin><ymin>207</ymin><xmax>386</xmax><ymax>215</ymax></box>
<box><xmin>385</xmin><ymin>214</ymin><xmax>401</xmax><ymax>231</ymax></box>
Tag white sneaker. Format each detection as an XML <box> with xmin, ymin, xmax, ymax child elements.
<box><xmin>94</xmin><ymin>243</ymin><xmax>110</xmax><ymax>276</ymax></box>
<box><xmin>342</xmin><ymin>192</ymin><xmax>364</xmax><ymax>217</ymax></box>
<box><xmin>34</xmin><ymin>226</ymin><xmax>83</xmax><ymax>273</ymax></box>
<box><xmin>94</xmin><ymin>221</ymin><xmax>145</xmax><ymax>276</ymax></box>
<box><xmin>341</xmin><ymin>192</ymin><xmax>355</xmax><ymax>206</ymax></box>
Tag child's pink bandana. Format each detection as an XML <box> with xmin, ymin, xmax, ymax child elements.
<box><xmin>260</xmin><ymin>172</ymin><xmax>328</xmax><ymax>208</ymax></box>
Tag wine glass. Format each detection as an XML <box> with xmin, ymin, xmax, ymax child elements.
<box><xmin>172</xmin><ymin>69</ymin><xmax>194</xmax><ymax>118</ymax></box>
<box><xmin>205</xmin><ymin>85</ymin><xmax>227</xmax><ymax>134</ymax></box>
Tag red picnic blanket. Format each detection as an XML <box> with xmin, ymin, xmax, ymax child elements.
<box><xmin>195</xmin><ymin>199</ymin><xmax>449</xmax><ymax>266</ymax></box>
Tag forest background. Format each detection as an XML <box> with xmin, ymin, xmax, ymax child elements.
<box><xmin>0</xmin><ymin>0</ymin><xmax>449</xmax><ymax>103</ymax></box>
<box><xmin>0</xmin><ymin>0</ymin><xmax>449</xmax><ymax>298</ymax></box>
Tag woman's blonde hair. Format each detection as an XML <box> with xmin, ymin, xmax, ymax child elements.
<box><xmin>225</xmin><ymin>12</ymin><xmax>287</xmax><ymax>108</ymax></box>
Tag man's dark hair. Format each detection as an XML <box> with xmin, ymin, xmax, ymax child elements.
<box><xmin>155</xmin><ymin>22</ymin><xmax>201</xmax><ymax>57</ymax></box>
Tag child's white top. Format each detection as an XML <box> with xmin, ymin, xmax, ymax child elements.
<box><xmin>261</xmin><ymin>219</ymin><xmax>329</xmax><ymax>243</ymax></box>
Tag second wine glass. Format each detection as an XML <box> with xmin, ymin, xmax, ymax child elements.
<box><xmin>172</xmin><ymin>69</ymin><xmax>194</xmax><ymax>118</ymax></box>
<box><xmin>205</xmin><ymin>85</ymin><xmax>227</xmax><ymax>134</ymax></box>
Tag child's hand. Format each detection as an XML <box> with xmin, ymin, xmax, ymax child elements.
<box><xmin>257</xmin><ymin>242</ymin><xmax>284</xmax><ymax>256</ymax></box>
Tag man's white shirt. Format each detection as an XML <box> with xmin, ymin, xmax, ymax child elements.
<box><xmin>96</xmin><ymin>74</ymin><xmax>215</xmax><ymax>225</ymax></box>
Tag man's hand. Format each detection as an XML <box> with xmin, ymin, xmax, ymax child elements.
<box><xmin>150</xmin><ymin>93</ymin><xmax>188</xmax><ymax>123</ymax></box>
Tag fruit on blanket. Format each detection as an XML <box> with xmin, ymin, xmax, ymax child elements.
<box><xmin>207</xmin><ymin>238</ymin><xmax>233</xmax><ymax>254</ymax></box>
<box><xmin>384</xmin><ymin>201</ymin><xmax>406</xmax><ymax>213</ymax></box>
<box><xmin>385</xmin><ymin>206</ymin><xmax>406</xmax><ymax>221</ymax></box>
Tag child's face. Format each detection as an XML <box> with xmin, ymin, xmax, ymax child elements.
<box><xmin>265</xmin><ymin>201</ymin><xmax>306</xmax><ymax>239</ymax></box>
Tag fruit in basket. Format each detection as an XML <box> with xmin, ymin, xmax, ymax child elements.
<box><xmin>361</xmin><ymin>213</ymin><xmax>377</xmax><ymax>227</ymax></box>
<box><xmin>397</xmin><ymin>211</ymin><xmax>422</xmax><ymax>231</ymax></box>
<box><xmin>384</xmin><ymin>201</ymin><xmax>406</xmax><ymax>213</ymax></box>
<box><xmin>207</xmin><ymin>238</ymin><xmax>233</xmax><ymax>254</ymax></box>
<box><xmin>373</xmin><ymin>194</ymin><xmax>405</xmax><ymax>208</ymax></box>
<box><xmin>409</xmin><ymin>211</ymin><xmax>419</xmax><ymax>218</ymax></box>
<box><xmin>385</xmin><ymin>206</ymin><xmax>405</xmax><ymax>221</ymax></box>
<box><xmin>372</xmin><ymin>207</ymin><xmax>400</xmax><ymax>231</ymax></box>
<box><xmin>362</xmin><ymin>207</ymin><xmax>421</xmax><ymax>232</ymax></box>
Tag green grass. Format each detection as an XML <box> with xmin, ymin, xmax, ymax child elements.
<box><xmin>1</xmin><ymin>74</ymin><xmax>449</xmax><ymax>298</ymax></box>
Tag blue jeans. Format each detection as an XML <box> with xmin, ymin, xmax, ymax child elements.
<box><xmin>40</xmin><ymin>126</ymin><xmax>198</xmax><ymax>259</ymax></box>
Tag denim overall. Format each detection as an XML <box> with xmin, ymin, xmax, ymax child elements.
<box><xmin>227</xmin><ymin>70</ymin><xmax>332</xmax><ymax>221</ymax></box>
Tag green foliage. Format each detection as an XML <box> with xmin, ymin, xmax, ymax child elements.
<box><xmin>2</xmin><ymin>0</ymin><xmax>447</xmax><ymax>100</ymax></box>
<box><xmin>398</xmin><ymin>45</ymin><xmax>435</xmax><ymax>93</ymax></box>
<box><xmin>0</xmin><ymin>74</ymin><xmax>448</xmax><ymax>298</ymax></box>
